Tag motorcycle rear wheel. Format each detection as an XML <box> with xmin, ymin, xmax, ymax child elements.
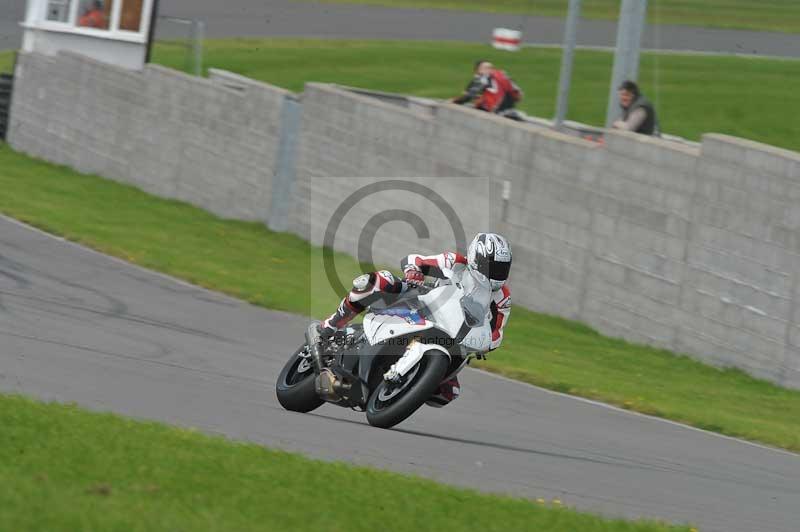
<box><xmin>275</xmin><ymin>344</ymin><xmax>324</xmax><ymax>413</ymax></box>
<box><xmin>366</xmin><ymin>351</ymin><xmax>449</xmax><ymax>429</ymax></box>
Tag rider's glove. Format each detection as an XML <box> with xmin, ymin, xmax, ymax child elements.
<box><xmin>403</xmin><ymin>266</ymin><xmax>425</xmax><ymax>286</ymax></box>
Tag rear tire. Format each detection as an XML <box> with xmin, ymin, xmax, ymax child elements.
<box><xmin>276</xmin><ymin>345</ymin><xmax>324</xmax><ymax>413</ymax></box>
<box><xmin>366</xmin><ymin>351</ymin><xmax>449</xmax><ymax>429</ymax></box>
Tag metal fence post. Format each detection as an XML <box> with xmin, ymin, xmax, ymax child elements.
<box><xmin>268</xmin><ymin>96</ymin><xmax>301</xmax><ymax>232</ymax></box>
<box><xmin>192</xmin><ymin>20</ymin><xmax>205</xmax><ymax>76</ymax></box>
<box><xmin>605</xmin><ymin>0</ymin><xmax>648</xmax><ymax>127</ymax></box>
<box><xmin>554</xmin><ymin>0</ymin><xmax>581</xmax><ymax>129</ymax></box>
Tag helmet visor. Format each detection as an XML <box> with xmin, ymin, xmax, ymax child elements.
<box><xmin>489</xmin><ymin>260</ymin><xmax>511</xmax><ymax>282</ymax></box>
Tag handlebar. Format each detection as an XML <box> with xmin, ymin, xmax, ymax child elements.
<box><xmin>410</xmin><ymin>275</ymin><xmax>450</xmax><ymax>294</ymax></box>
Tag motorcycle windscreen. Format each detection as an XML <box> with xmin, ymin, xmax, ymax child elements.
<box><xmin>364</xmin><ymin>300</ymin><xmax>434</xmax><ymax>345</ymax></box>
<box><xmin>372</xmin><ymin>303</ymin><xmax>428</xmax><ymax>326</ymax></box>
<box><xmin>459</xmin><ymin>268</ymin><xmax>492</xmax><ymax>328</ymax></box>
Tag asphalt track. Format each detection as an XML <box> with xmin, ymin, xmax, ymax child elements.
<box><xmin>1</xmin><ymin>213</ymin><xmax>799</xmax><ymax>531</ymax></box>
<box><xmin>1</xmin><ymin>1</ymin><xmax>799</xmax><ymax>57</ymax></box>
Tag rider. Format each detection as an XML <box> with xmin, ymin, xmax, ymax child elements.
<box><xmin>320</xmin><ymin>233</ymin><xmax>512</xmax><ymax>407</ymax></box>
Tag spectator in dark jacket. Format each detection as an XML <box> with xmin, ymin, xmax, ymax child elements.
<box><xmin>612</xmin><ymin>80</ymin><xmax>659</xmax><ymax>136</ymax></box>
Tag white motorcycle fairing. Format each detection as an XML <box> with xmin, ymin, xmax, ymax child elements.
<box><xmin>362</xmin><ymin>282</ymin><xmax>462</xmax><ymax>346</ymax></box>
<box><xmin>363</xmin><ymin>268</ymin><xmax>494</xmax><ymax>380</ymax></box>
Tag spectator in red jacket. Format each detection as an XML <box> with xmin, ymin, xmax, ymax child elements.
<box><xmin>451</xmin><ymin>60</ymin><xmax>523</xmax><ymax>115</ymax></box>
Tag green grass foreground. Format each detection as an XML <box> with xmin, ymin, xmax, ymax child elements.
<box><xmin>1</xmin><ymin>143</ymin><xmax>799</xmax><ymax>453</ymax></box>
<box><xmin>150</xmin><ymin>39</ymin><xmax>800</xmax><ymax>154</ymax></box>
<box><xmin>304</xmin><ymin>0</ymin><xmax>800</xmax><ymax>33</ymax></box>
<box><xmin>0</xmin><ymin>394</ymin><xmax>691</xmax><ymax>532</ymax></box>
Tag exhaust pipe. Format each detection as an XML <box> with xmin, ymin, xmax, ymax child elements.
<box><xmin>305</xmin><ymin>321</ymin><xmax>324</xmax><ymax>376</ymax></box>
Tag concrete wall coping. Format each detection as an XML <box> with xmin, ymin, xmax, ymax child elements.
<box><xmin>208</xmin><ymin>68</ymin><xmax>296</xmax><ymax>99</ymax></box>
<box><xmin>144</xmin><ymin>63</ymin><xmax>245</xmax><ymax>97</ymax></box>
<box><xmin>56</xmin><ymin>50</ymin><xmax>142</xmax><ymax>82</ymax></box>
<box><xmin>440</xmin><ymin>102</ymin><xmax>599</xmax><ymax>149</ymax></box>
<box><xmin>702</xmin><ymin>133</ymin><xmax>800</xmax><ymax>162</ymax></box>
<box><xmin>303</xmin><ymin>82</ymin><xmax>435</xmax><ymax>122</ymax></box>
<box><xmin>605</xmin><ymin>129</ymin><xmax>701</xmax><ymax>158</ymax></box>
<box><xmin>538</xmin><ymin>124</ymin><xmax>603</xmax><ymax>149</ymax></box>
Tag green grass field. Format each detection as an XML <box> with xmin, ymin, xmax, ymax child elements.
<box><xmin>4</xmin><ymin>40</ymin><xmax>800</xmax><ymax>152</ymax></box>
<box><xmin>1</xmin><ymin>394</ymin><xmax>691</xmax><ymax>532</ymax></box>
<box><xmin>149</xmin><ymin>39</ymin><xmax>800</xmax><ymax>154</ymax></box>
<box><xmin>1</xmin><ymin>143</ymin><xmax>799</xmax><ymax>453</ymax></box>
<box><xmin>305</xmin><ymin>0</ymin><xmax>800</xmax><ymax>33</ymax></box>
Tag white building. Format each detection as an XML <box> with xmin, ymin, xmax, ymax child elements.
<box><xmin>21</xmin><ymin>0</ymin><xmax>156</xmax><ymax>70</ymax></box>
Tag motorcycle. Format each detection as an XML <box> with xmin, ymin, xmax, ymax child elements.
<box><xmin>275</xmin><ymin>264</ymin><xmax>493</xmax><ymax>428</ymax></box>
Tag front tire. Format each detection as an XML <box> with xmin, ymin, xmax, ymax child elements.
<box><xmin>276</xmin><ymin>345</ymin><xmax>324</xmax><ymax>413</ymax></box>
<box><xmin>366</xmin><ymin>351</ymin><xmax>449</xmax><ymax>429</ymax></box>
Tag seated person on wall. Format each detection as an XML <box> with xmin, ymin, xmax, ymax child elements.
<box><xmin>612</xmin><ymin>80</ymin><xmax>659</xmax><ymax>136</ymax></box>
<box><xmin>79</xmin><ymin>1</ymin><xmax>108</xmax><ymax>29</ymax></box>
<box><xmin>451</xmin><ymin>60</ymin><xmax>524</xmax><ymax>120</ymax></box>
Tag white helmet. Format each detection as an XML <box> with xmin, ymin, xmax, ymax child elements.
<box><xmin>467</xmin><ymin>233</ymin><xmax>512</xmax><ymax>291</ymax></box>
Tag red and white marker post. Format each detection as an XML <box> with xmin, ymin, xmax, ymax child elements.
<box><xmin>492</xmin><ymin>28</ymin><xmax>522</xmax><ymax>51</ymax></box>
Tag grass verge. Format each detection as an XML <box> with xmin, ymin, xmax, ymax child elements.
<box><xmin>1</xmin><ymin>143</ymin><xmax>799</xmax><ymax>452</ymax></box>
<box><xmin>0</xmin><ymin>49</ymin><xmax>14</xmax><ymax>73</ymax></box>
<box><xmin>150</xmin><ymin>39</ymin><xmax>800</xmax><ymax>154</ymax></box>
<box><xmin>303</xmin><ymin>0</ymin><xmax>800</xmax><ymax>33</ymax></box>
<box><xmin>0</xmin><ymin>394</ymin><xmax>691</xmax><ymax>532</ymax></box>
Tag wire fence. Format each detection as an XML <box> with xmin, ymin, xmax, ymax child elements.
<box><xmin>152</xmin><ymin>15</ymin><xmax>205</xmax><ymax>76</ymax></box>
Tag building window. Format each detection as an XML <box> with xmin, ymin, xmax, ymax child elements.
<box><xmin>33</xmin><ymin>0</ymin><xmax>154</xmax><ymax>38</ymax></box>
<box><xmin>77</xmin><ymin>0</ymin><xmax>112</xmax><ymax>30</ymax></box>
<box><xmin>46</xmin><ymin>0</ymin><xmax>72</xmax><ymax>22</ymax></box>
<box><xmin>119</xmin><ymin>0</ymin><xmax>144</xmax><ymax>32</ymax></box>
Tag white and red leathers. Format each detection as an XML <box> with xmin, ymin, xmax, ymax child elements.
<box><xmin>401</xmin><ymin>251</ymin><xmax>511</xmax><ymax>350</ymax></box>
<box><xmin>322</xmin><ymin>251</ymin><xmax>512</xmax><ymax>407</ymax></box>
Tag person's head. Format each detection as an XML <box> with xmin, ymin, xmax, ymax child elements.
<box><xmin>474</xmin><ymin>60</ymin><xmax>494</xmax><ymax>76</ymax></box>
<box><xmin>83</xmin><ymin>0</ymin><xmax>102</xmax><ymax>12</ymax></box>
<box><xmin>467</xmin><ymin>233</ymin><xmax>512</xmax><ymax>291</ymax></box>
<box><xmin>617</xmin><ymin>80</ymin><xmax>641</xmax><ymax>109</ymax></box>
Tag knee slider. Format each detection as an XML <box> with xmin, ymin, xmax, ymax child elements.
<box><xmin>352</xmin><ymin>273</ymin><xmax>373</xmax><ymax>293</ymax></box>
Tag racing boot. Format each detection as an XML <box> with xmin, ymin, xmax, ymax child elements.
<box><xmin>321</xmin><ymin>297</ymin><xmax>361</xmax><ymax>339</ymax></box>
<box><xmin>425</xmin><ymin>376</ymin><xmax>461</xmax><ymax>408</ymax></box>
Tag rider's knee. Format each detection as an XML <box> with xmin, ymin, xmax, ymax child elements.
<box><xmin>352</xmin><ymin>273</ymin><xmax>374</xmax><ymax>293</ymax></box>
<box><xmin>352</xmin><ymin>270</ymin><xmax>401</xmax><ymax>295</ymax></box>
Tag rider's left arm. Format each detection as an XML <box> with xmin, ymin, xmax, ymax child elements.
<box><xmin>401</xmin><ymin>252</ymin><xmax>467</xmax><ymax>277</ymax></box>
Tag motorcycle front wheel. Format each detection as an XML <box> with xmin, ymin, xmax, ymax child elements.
<box><xmin>366</xmin><ymin>351</ymin><xmax>449</xmax><ymax>429</ymax></box>
<box><xmin>275</xmin><ymin>344</ymin><xmax>324</xmax><ymax>413</ymax></box>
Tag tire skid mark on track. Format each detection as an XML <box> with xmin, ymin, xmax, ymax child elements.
<box><xmin>0</xmin><ymin>288</ymin><xmax>236</xmax><ymax>343</ymax></box>
<box><xmin>0</xmin><ymin>328</ymin><xmax>268</xmax><ymax>387</ymax></box>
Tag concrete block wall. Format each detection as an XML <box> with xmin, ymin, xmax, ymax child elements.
<box><xmin>293</xmin><ymin>85</ymin><xmax>503</xmax><ymax>272</ymax></box>
<box><xmin>294</xmin><ymin>83</ymin><xmax>449</xmax><ymax>272</ymax></box>
<box><xmin>679</xmin><ymin>135</ymin><xmax>800</xmax><ymax>384</ymax></box>
<box><xmin>8</xmin><ymin>51</ymin><xmax>291</xmax><ymax>223</ymax></box>
<box><xmin>8</xmin><ymin>52</ymin><xmax>800</xmax><ymax>388</ymax></box>
<box><xmin>292</xmin><ymin>84</ymin><xmax>800</xmax><ymax>388</ymax></box>
<box><xmin>580</xmin><ymin>132</ymin><xmax>697</xmax><ymax>350</ymax></box>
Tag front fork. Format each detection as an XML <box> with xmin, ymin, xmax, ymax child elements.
<box><xmin>382</xmin><ymin>339</ymin><xmax>455</xmax><ymax>384</ymax></box>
